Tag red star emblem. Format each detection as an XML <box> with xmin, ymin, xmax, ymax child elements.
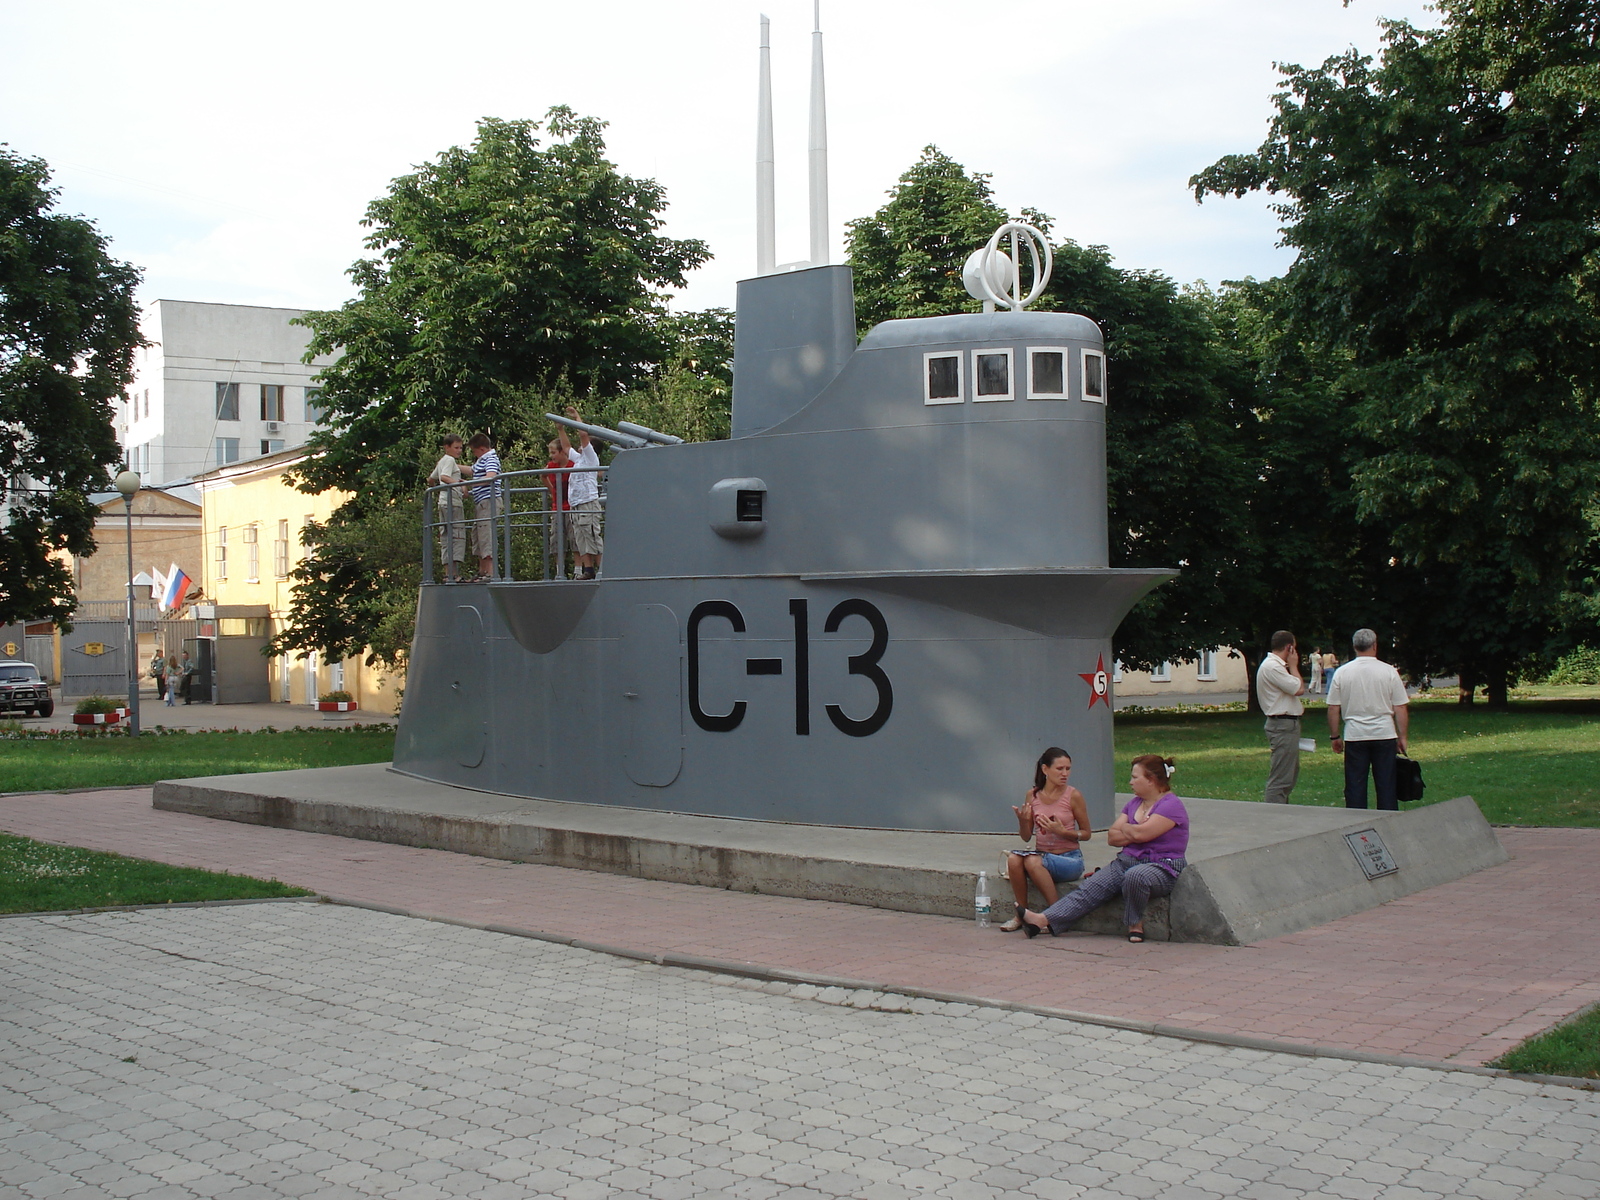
<box><xmin>1079</xmin><ymin>654</ymin><xmax>1110</xmax><ymax>709</ymax></box>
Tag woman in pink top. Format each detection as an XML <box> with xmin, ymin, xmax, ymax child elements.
<box><xmin>1019</xmin><ymin>754</ymin><xmax>1189</xmax><ymax>943</ymax></box>
<box><xmin>998</xmin><ymin>747</ymin><xmax>1091</xmax><ymax>932</ymax></box>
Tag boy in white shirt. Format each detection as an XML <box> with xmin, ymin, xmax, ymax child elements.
<box><xmin>427</xmin><ymin>435</ymin><xmax>467</xmax><ymax>581</ymax></box>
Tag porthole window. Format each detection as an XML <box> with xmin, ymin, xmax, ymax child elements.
<box><xmin>972</xmin><ymin>349</ymin><xmax>1013</xmax><ymax>402</ymax></box>
<box><xmin>1026</xmin><ymin>348</ymin><xmax>1068</xmax><ymax>399</ymax></box>
<box><xmin>924</xmin><ymin>351</ymin><xmax>963</xmax><ymax>405</ymax></box>
<box><xmin>1082</xmin><ymin>349</ymin><xmax>1107</xmax><ymax>404</ymax></box>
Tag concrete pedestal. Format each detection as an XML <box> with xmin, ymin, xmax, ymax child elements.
<box><xmin>152</xmin><ymin>764</ymin><xmax>1507</xmax><ymax>944</ymax></box>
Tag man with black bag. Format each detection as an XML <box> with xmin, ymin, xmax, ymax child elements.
<box><xmin>1326</xmin><ymin>628</ymin><xmax>1410</xmax><ymax>810</ymax></box>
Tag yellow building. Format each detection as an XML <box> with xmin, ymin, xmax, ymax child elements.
<box><xmin>191</xmin><ymin>447</ymin><xmax>399</xmax><ymax>713</ymax></box>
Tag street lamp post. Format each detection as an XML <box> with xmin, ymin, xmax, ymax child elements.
<box><xmin>114</xmin><ymin>470</ymin><xmax>141</xmax><ymax>737</ymax></box>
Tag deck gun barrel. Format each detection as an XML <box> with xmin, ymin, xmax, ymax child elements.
<box><xmin>544</xmin><ymin>413</ymin><xmax>649</xmax><ymax>450</ymax></box>
<box><xmin>616</xmin><ymin>421</ymin><xmax>684</xmax><ymax>446</ymax></box>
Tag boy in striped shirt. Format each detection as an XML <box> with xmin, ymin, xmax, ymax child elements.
<box><xmin>468</xmin><ymin>434</ymin><xmax>503</xmax><ymax>578</ymax></box>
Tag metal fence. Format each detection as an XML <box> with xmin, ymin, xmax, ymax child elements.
<box><xmin>422</xmin><ymin>465</ymin><xmax>607</xmax><ymax>584</ymax></box>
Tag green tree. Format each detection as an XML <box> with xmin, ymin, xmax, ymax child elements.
<box><xmin>1193</xmin><ymin>0</ymin><xmax>1600</xmax><ymax>703</ymax></box>
<box><xmin>846</xmin><ymin>146</ymin><xmax>1010</xmax><ymax>328</ymax></box>
<box><xmin>0</xmin><ymin>148</ymin><xmax>142</xmax><ymax>628</ymax></box>
<box><xmin>293</xmin><ymin>109</ymin><xmax>710</xmax><ymax>505</ymax></box>
<box><xmin>271</xmin><ymin>111</ymin><xmax>718</xmax><ymax>670</ymax></box>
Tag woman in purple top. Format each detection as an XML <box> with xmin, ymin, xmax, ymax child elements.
<box><xmin>1019</xmin><ymin>754</ymin><xmax>1189</xmax><ymax>943</ymax></box>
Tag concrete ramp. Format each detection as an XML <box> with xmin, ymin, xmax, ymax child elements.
<box><xmin>152</xmin><ymin>764</ymin><xmax>1507</xmax><ymax>945</ymax></box>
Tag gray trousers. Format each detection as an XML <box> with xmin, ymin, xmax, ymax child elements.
<box><xmin>1040</xmin><ymin>854</ymin><xmax>1181</xmax><ymax>933</ymax></box>
<box><xmin>438</xmin><ymin>490</ymin><xmax>466</xmax><ymax>572</ymax></box>
<box><xmin>1264</xmin><ymin>715</ymin><xmax>1301</xmax><ymax>804</ymax></box>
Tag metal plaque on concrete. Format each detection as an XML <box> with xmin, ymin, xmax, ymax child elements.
<box><xmin>1345</xmin><ymin>828</ymin><xmax>1398</xmax><ymax>879</ymax></box>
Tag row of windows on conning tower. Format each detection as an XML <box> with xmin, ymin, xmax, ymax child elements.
<box><xmin>923</xmin><ymin>347</ymin><xmax>1106</xmax><ymax>406</ymax></box>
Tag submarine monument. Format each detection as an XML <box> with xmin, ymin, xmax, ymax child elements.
<box><xmin>390</xmin><ymin>13</ymin><xmax>1172</xmax><ymax>833</ymax></box>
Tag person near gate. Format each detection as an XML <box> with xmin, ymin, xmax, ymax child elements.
<box><xmin>148</xmin><ymin>650</ymin><xmax>166</xmax><ymax>701</ymax></box>
<box><xmin>178</xmin><ymin>649</ymin><xmax>197</xmax><ymax>704</ymax></box>
<box><xmin>1326</xmin><ymin>628</ymin><xmax>1410</xmax><ymax>810</ymax></box>
<box><xmin>1256</xmin><ymin>630</ymin><xmax>1306</xmax><ymax>804</ymax></box>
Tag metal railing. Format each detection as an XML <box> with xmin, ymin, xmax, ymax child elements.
<box><xmin>422</xmin><ymin>465</ymin><xmax>608</xmax><ymax>584</ymax></box>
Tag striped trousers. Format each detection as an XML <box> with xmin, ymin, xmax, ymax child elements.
<box><xmin>1041</xmin><ymin>853</ymin><xmax>1182</xmax><ymax>933</ymax></box>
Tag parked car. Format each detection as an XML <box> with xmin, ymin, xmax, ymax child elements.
<box><xmin>0</xmin><ymin>660</ymin><xmax>54</xmax><ymax>717</ymax></box>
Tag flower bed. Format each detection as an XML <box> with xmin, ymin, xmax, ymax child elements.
<box><xmin>71</xmin><ymin>710</ymin><xmax>122</xmax><ymax>726</ymax></box>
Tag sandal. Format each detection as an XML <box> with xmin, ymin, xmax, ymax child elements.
<box><xmin>1127</xmin><ymin>930</ymin><xmax>1145</xmax><ymax>943</ymax></box>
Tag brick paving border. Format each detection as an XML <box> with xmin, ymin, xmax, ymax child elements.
<box><xmin>1</xmin><ymin>787</ymin><xmax>1598</xmax><ymax>1070</ymax></box>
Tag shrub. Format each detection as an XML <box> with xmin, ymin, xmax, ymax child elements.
<box><xmin>1546</xmin><ymin>647</ymin><xmax>1600</xmax><ymax>686</ymax></box>
<box><xmin>318</xmin><ymin>690</ymin><xmax>354</xmax><ymax>704</ymax></box>
<box><xmin>73</xmin><ymin>695</ymin><xmax>121</xmax><ymax>716</ymax></box>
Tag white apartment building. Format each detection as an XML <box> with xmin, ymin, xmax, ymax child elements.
<box><xmin>120</xmin><ymin>300</ymin><xmax>337</xmax><ymax>484</ymax></box>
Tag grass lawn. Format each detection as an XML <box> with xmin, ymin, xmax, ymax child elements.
<box><xmin>1490</xmin><ymin>1006</ymin><xmax>1600</xmax><ymax>1080</ymax></box>
<box><xmin>0</xmin><ymin>831</ymin><xmax>310</xmax><ymax>914</ymax></box>
<box><xmin>1115</xmin><ymin>692</ymin><xmax>1600</xmax><ymax>826</ymax></box>
<box><xmin>0</xmin><ymin>726</ymin><xmax>396</xmax><ymax>794</ymax></box>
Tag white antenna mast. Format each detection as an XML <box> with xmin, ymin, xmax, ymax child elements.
<box><xmin>807</xmin><ymin>0</ymin><xmax>829</xmax><ymax>266</ymax></box>
<box><xmin>756</xmin><ymin>14</ymin><xmax>776</xmax><ymax>276</ymax></box>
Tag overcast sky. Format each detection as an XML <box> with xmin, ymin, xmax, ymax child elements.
<box><xmin>2</xmin><ymin>0</ymin><xmax>1436</xmax><ymax>316</ymax></box>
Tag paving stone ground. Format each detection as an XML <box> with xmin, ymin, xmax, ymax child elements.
<box><xmin>1</xmin><ymin>789</ymin><xmax>1598</xmax><ymax>1068</ymax></box>
<box><xmin>3</xmin><ymin>903</ymin><xmax>1598</xmax><ymax>1200</ymax></box>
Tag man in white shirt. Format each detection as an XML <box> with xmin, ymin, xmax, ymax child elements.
<box><xmin>1255</xmin><ymin>629</ymin><xmax>1306</xmax><ymax>804</ymax></box>
<box><xmin>557</xmin><ymin>405</ymin><xmax>604</xmax><ymax>580</ymax></box>
<box><xmin>1326</xmin><ymin>628</ymin><xmax>1411</xmax><ymax>810</ymax></box>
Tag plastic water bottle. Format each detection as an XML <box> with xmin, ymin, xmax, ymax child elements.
<box><xmin>974</xmin><ymin>871</ymin><xmax>992</xmax><ymax>928</ymax></box>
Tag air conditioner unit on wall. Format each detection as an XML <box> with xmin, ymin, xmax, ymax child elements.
<box><xmin>266</xmin><ymin>421</ymin><xmax>281</xmax><ymax>433</ymax></box>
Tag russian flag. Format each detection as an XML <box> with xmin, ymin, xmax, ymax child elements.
<box><xmin>160</xmin><ymin>564</ymin><xmax>193</xmax><ymax>612</ymax></box>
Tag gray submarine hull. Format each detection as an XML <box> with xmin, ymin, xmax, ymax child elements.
<box><xmin>394</xmin><ymin>265</ymin><xmax>1172</xmax><ymax>831</ymax></box>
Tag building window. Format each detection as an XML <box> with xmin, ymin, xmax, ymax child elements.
<box><xmin>215</xmin><ymin>382</ymin><xmax>239</xmax><ymax>421</ymax></box>
<box><xmin>261</xmin><ymin>384</ymin><xmax>284</xmax><ymax>421</ymax></box>
<box><xmin>215</xmin><ymin>437</ymin><xmax>240</xmax><ymax>467</ymax></box>
<box><xmin>923</xmin><ymin>352</ymin><xmax>962</xmax><ymax>405</ymax></box>
<box><xmin>1081</xmin><ymin>350</ymin><xmax>1107</xmax><ymax>404</ymax></box>
<box><xmin>1150</xmin><ymin>661</ymin><xmax>1172</xmax><ymax>682</ymax></box>
<box><xmin>244</xmin><ymin>524</ymin><xmax>260</xmax><ymax>581</ymax></box>
<box><xmin>972</xmin><ymin>349</ymin><xmax>1013</xmax><ymax>402</ymax></box>
<box><xmin>261</xmin><ymin>439</ymin><xmax>285</xmax><ymax>457</ymax></box>
<box><xmin>143</xmin><ymin>389</ymin><xmax>150</xmax><ymax>419</ymax></box>
<box><xmin>1027</xmin><ymin>348</ymin><xmax>1068</xmax><ymax>399</ymax></box>
<box><xmin>1197</xmin><ymin>649</ymin><xmax>1218</xmax><ymax>682</ymax></box>
<box><xmin>304</xmin><ymin>387</ymin><xmax>326</xmax><ymax>424</ymax></box>
<box><xmin>274</xmin><ymin>520</ymin><xmax>289</xmax><ymax>578</ymax></box>
<box><xmin>215</xmin><ymin>527</ymin><xmax>228</xmax><ymax>580</ymax></box>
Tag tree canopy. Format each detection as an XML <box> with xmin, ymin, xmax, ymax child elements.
<box><xmin>293</xmin><ymin>109</ymin><xmax>712</xmax><ymax>506</ymax></box>
<box><xmin>0</xmin><ymin>147</ymin><xmax>142</xmax><ymax>628</ymax></box>
<box><xmin>272</xmin><ymin>111</ymin><xmax>724</xmax><ymax>671</ymax></box>
<box><xmin>1193</xmin><ymin>0</ymin><xmax>1600</xmax><ymax>700</ymax></box>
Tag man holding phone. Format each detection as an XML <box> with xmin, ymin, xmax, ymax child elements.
<box><xmin>1257</xmin><ymin>629</ymin><xmax>1306</xmax><ymax>804</ymax></box>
